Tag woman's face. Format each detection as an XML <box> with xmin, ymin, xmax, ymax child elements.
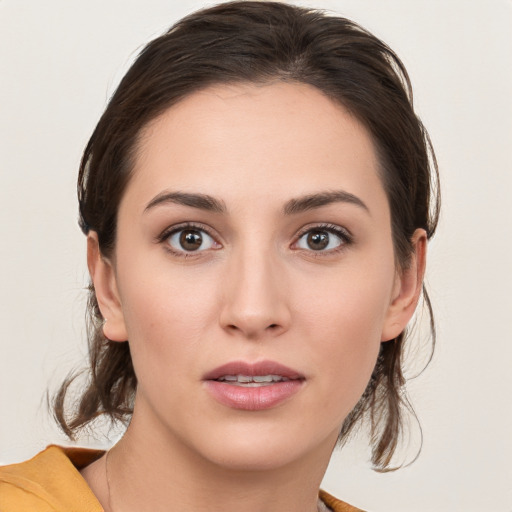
<box><xmin>95</xmin><ymin>82</ymin><xmax>421</xmax><ymax>471</ymax></box>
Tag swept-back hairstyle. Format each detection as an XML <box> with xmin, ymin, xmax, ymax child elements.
<box><xmin>54</xmin><ymin>1</ymin><xmax>439</xmax><ymax>471</ymax></box>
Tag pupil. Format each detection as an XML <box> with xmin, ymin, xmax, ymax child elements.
<box><xmin>307</xmin><ymin>231</ymin><xmax>329</xmax><ymax>250</ymax></box>
<box><xmin>180</xmin><ymin>230</ymin><xmax>202</xmax><ymax>251</ymax></box>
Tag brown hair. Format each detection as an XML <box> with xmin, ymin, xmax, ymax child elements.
<box><xmin>54</xmin><ymin>1</ymin><xmax>440</xmax><ymax>471</ymax></box>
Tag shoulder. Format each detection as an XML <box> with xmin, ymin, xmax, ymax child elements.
<box><xmin>0</xmin><ymin>445</ymin><xmax>104</xmax><ymax>512</ymax></box>
<box><xmin>319</xmin><ymin>489</ymin><xmax>366</xmax><ymax>512</ymax></box>
<box><xmin>0</xmin><ymin>448</ymin><xmax>365</xmax><ymax>512</ymax></box>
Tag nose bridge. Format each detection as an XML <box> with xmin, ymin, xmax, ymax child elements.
<box><xmin>220</xmin><ymin>233</ymin><xmax>290</xmax><ymax>338</ymax></box>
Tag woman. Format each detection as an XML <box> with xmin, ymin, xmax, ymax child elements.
<box><xmin>0</xmin><ymin>2</ymin><xmax>438</xmax><ymax>511</ymax></box>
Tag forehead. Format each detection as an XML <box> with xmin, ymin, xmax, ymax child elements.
<box><xmin>123</xmin><ymin>81</ymin><xmax>387</xmax><ymax>215</ymax></box>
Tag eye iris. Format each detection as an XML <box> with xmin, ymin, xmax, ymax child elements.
<box><xmin>179</xmin><ymin>230</ymin><xmax>203</xmax><ymax>251</ymax></box>
<box><xmin>307</xmin><ymin>231</ymin><xmax>329</xmax><ymax>250</ymax></box>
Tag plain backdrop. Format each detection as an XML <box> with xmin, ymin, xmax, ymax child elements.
<box><xmin>1</xmin><ymin>1</ymin><xmax>511</xmax><ymax>510</ymax></box>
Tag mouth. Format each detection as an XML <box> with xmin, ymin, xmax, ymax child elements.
<box><xmin>203</xmin><ymin>360</ymin><xmax>305</xmax><ymax>410</ymax></box>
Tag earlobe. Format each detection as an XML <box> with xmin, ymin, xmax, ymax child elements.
<box><xmin>87</xmin><ymin>233</ymin><xmax>128</xmax><ymax>342</ymax></box>
<box><xmin>381</xmin><ymin>229</ymin><xmax>427</xmax><ymax>342</ymax></box>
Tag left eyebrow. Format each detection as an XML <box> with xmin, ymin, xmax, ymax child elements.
<box><xmin>144</xmin><ymin>191</ymin><xmax>227</xmax><ymax>214</ymax></box>
<box><xmin>283</xmin><ymin>190</ymin><xmax>370</xmax><ymax>215</ymax></box>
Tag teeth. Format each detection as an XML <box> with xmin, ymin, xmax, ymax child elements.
<box><xmin>253</xmin><ymin>375</ymin><xmax>273</xmax><ymax>383</ymax></box>
<box><xmin>217</xmin><ymin>374</ymin><xmax>289</xmax><ymax>385</ymax></box>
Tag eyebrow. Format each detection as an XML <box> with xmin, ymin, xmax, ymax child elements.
<box><xmin>283</xmin><ymin>190</ymin><xmax>369</xmax><ymax>215</ymax></box>
<box><xmin>144</xmin><ymin>191</ymin><xmax>226</xmax><ymax>214</ymax></box>
<box><xmin>144</xmin><ymin>189</ymin><xmax>369</xmax><ymax>216</ymax></box>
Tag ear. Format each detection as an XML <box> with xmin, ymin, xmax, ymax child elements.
<box><xmin>381</xmin><ymin>229</ymin><xmax>427</xmax><ymax>342</ymax></box>
<box><xmin>87</xmin><ymin>232</ymin><xmax>128</xmax><ymax>342</ymax></box>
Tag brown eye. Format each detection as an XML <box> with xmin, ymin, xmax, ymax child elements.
<box><xmin>306</xmin><ymin>231</ymin><xmax>329</xmax><ymax>250</ymax></box>
<box><xmin>179</xmin><ymin>230</ymin><xmax>203</xmax><ymax>251</ymax></box>
<box><xmin>295</xmin><ymin>226</ymin><xmax>347</xmax><ymax>252</ymax></box>
<box><xmin>167</xmin><ymin>227</ymin><xmax>217</xmax><ymax>253</ymax></box>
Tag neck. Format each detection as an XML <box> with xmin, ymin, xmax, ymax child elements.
<box><xmin>101</xmin><ymin>404</ymin><xmax>336</xmax><ymax>512</ymax></box>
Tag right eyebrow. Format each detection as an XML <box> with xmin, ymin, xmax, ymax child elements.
<box><xmin>144</xmin><ymin>191</ymin><xmax>227</xmax><ymax>214</ymax></box>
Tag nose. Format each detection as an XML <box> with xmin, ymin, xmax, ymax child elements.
<box><xmin>219</xmin><ymin>245</ymin><xmax>291</xmax><ymax>340</ymax></box>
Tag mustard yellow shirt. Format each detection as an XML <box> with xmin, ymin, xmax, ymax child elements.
<box><xmin>0</xmin><ymin>446</ymin><xmax>363</xmax><ymax>512</ymax></box>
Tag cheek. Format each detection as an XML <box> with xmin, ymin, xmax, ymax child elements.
<box><xmin>294</xmin><ymin>258</ymin><xmax>394</xmax><ymax>409</ymax></box>
<box><xmin>296</xmin><ymin>254</ymin><xmax>394</xmax><ymax>344</ymax></box>
<box><xmin>115</xmin><ymin>253</ymin><xmax>222</xmax><ymax>380</ymax></box>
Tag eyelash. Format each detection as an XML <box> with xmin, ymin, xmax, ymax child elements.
<box><xmin>294</xmin><ymin>223</ymin><xmax>353</xmax><ymax>256</ymax></box>
<box><xmin>156</xmin><ymin>222</ymin><xmax>219</xmax><ymax>258</ymax></box>
<box><xmin>156</xmin><ymin>222</ymin><xmax>353</xmax><ymax>258</ymax></box>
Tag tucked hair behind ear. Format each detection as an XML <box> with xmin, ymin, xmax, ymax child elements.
<box><xmin>53</xmin><ymin>0</ymin><xmax>439</xmax><ymax>471</ymax></box>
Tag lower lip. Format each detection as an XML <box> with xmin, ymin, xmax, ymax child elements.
<box><xmin>204</xmin><ymin>380</ymin><xmax>303</xmax><ymax>411</ymax></box>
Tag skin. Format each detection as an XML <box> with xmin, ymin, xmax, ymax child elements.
<box><xmin>82</xmin><ymin>82</ymin><xmax>426</xmax><ymax>512</ymax></box>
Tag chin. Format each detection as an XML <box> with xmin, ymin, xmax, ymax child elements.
<box><xmin>205</xmin><ymin>441</ymin><xmax>304</xmax><ymax>472</ymax></box>
<box><xmin>188</xmin><ymin>420</ymin><xmax>340</xmax><ymax>473</ymax></box>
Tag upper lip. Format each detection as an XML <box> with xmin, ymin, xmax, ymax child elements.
<box><xmin>204</xmin><ymin>360</ymin><xmax>304</xmax><ymax>381</ymax></box>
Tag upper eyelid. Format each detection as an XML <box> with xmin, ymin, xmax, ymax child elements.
<box><xmin>294</xmin><ymin>223</ymin><xmax>352</xmax><ymax>239</ymax></box>
<box><xmin>157</xmin><ymin>222</ymin><xmax>219</xmax><ymax>242</ymax></box>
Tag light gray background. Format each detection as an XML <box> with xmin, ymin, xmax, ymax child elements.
<box><xmin>1</xmin><ymin>1</ymin><xmax>511</xmax><ymax>510</ymax></box>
